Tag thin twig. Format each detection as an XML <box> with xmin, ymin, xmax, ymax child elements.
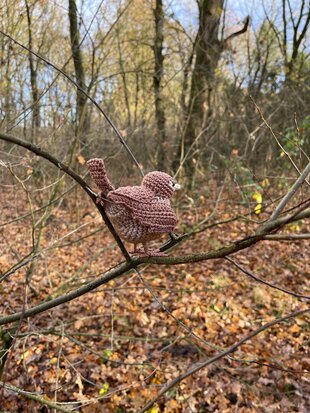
<box><xmin>0</xmin><ymin>381</ymin><xmax>72</xmax><ymax>413</ymax></box>
<box><xmin>138</xmin><ymin>307</ymin><xmax>310</xmax><ymax>413</ymax></box>
<box><xmin>0</xmin><ymin>29</ymin><xmax>143</xmax><ymax>177</ymax></box>
<box><xmin>251</xmin><ymin>97</ymin><xmax>310</xmax><ymax>186</ymax></box>
<box><xmin>226</xmin><ymin>256</ymin><xmax>309</xmax><ymax>300</ymax></box>
<box><xmin>264</xmin><ymin>233</ymin><xmax>310</xmax><ymax>240</ymax></box>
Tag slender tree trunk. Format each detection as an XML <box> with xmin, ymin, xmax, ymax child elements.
<box><xmin>282</xmin><ymin>0</ymin><xmax>310</xmax><ymax>82</ymax></box>
<box><xmin>68</xmin><ymin>0</ymin><xmax>89</xmax><ymax>139</ymax></box>
<box><xmin>25</xmin><ymin>0</ymin><xmax>40</xmax><ymax>134</ymax></box>
<box><xmin>153</xmin><ymin>0</ymin><xmax>167</xmax><ymax>170</ymax></box>
<box><xmin>0</xmin><ymin>329</ymin><xmax>13</xmax><ymax>380</ymax></box>
<box><xmin>116</xmin><ymin>29</ymin><xmax>132</xmax><ymax>128</ymax></box>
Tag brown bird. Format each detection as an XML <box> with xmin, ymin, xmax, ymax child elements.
<box><xmin>87</xmin><ymin>158</ymin><xmax>180</xmax><ymax>256</ymax></box>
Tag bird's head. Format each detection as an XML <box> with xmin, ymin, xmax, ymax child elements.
<box><xmin>142</xmin><ymin>171</ymin><xmax>181</xmax><ymax>198</ymax></box>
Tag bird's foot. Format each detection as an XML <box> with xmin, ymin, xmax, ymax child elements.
<box><xmin>131</xmin><ymin>249</ymin><xmax>167</xmax><ymax>257</ymax></box>
<box><xmin>96</xmin><ymin>191</ymin><xmax>105</xmax><ymax>205</ymax></box>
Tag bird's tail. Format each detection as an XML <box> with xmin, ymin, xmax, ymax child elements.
<box><xmin>87</xmin><ymin>158</ymin><xmax>115</xmax><ymax>197</ymax></box>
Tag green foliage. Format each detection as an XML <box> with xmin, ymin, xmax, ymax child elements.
<box><xmin>281</xmin><ymin>115</ymin><xmax>310</xmax><ymax>159</ymax></box>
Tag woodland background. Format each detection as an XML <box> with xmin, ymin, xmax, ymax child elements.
<box><xmin>0</xmin><ymin>0</ymin><xmax>309</xmax><ymax>412</ymax></box>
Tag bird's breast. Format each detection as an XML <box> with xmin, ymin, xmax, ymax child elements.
<box><xmin>105</xmin><ymin>203</ymin><xmax>158</xmax><ymax>243</ymax></box>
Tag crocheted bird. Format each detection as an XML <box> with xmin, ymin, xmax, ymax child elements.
<box><xmin>87</xmin><ymin>158</ymin><xmax>180</xmax><ymax>256</ymax></box>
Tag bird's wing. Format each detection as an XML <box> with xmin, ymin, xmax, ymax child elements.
<box><xmin>108</xmin><ymin>187</ymin><xmax>177</xmax><ymax>232</ymax></box>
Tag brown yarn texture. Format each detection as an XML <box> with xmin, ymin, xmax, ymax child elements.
<box><xmin>87</xmin><ymin>158</ymin><xmax>177</xmax><ymax>245</ymax></box>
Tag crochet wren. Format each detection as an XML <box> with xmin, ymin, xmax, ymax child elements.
<box><xmin>87</xmin><ymin>158</ymin><xmax>180</xmax><ymax>256</ymax></box>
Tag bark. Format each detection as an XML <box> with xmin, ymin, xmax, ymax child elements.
<box><xmin>0</xmin><ymin>330</ymin><xmax>13</xmax><ymax>379</ymax></box>
<box><xmin>25</xmin><ymin>0</ymin><xmax>40</xmax><ymax>133</ymax></box>
<box><xmin>68</xmin><ymin>0</ymin><xmax>88</xmax><ymax>136</ymax></box>
<box><xmin>177</xmin><ymin>0</ymin><xmax>248</xmax><ymax>185</ymax></box>
<box><xmin>153</xmin><ymin>0</ymin><xmax>167</xmax><ymax>170</ymax></box>
<box><xmin>283</xmin><ymin>0</ymin><xmax>310</xmax><ymax>81</ymax></box>
<box><xmin>116</xmin><ymin>29</ymin><xmax>132</xmax><ymax>127</ymax></box>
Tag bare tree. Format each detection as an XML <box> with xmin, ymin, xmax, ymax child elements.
<box><xmin>68</xmin><ymin>0</ymin><xmax>89</xmax><ymax>139</ymax></box>
<box><xmin>153</xmin><ymin>0</ymin><xmax>167</xmax><ymax>169</ymax></box>
<box><xmin>177</xmin><ymin>0</ymin><xmax>249</xmax><ymax>185</ymax></box>
<box><xmin>25</xmin><ymin>0</ymin><xmax>40</xmax><ymax>134</ymax></box>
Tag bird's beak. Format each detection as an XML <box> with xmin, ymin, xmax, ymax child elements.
<box><xmin>174</xmin><ymin>183</ymin><xmax>181</xmax><ymax>191</ymax></box>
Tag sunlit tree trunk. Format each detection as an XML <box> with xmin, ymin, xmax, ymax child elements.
<box><xmin>68</xmin><ymin>0</ymin><xmax>89</xmax><ymax>141</ymax></box>
<box><xmin>25</xmin><ymin>0</ymin><xmax>40</xmax><ymax>135</ymax></box>
<box><xmin>180</xmin><ymin>0</ymin><xmax>224</xmax><ymax>185</ymax></box>
<box><xmin>153</xmin><ymin>0</ymin><xmax>167</xmax><ymax>170</ymax></box>
<box><xmin>281</xmin><ymin>0</ymin><xmax>310</xmax><ymax>82</ymax></box>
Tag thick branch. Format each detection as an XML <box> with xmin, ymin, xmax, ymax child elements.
<box><xmin>0</xmin><ymin>261</ymin><xmax>133</xmax><ymax>326</ymax></box>
<box><xmin>0</xmin><ymin>131</ymin><xmax>131</xmax><ymax>261</ymax></box>
<box><xmin>269</xmin><ymin>162</ymin><xmax>310</xmax><ymax>221</ymax></box>
<box><xmin>0</xmin><ymin>205</ymin><xmax>309</xmax><ymax>326</ymax></box>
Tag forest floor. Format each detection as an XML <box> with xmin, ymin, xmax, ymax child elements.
<box><xmin>0</xmin><ymin>184</ymin><xmax>309</xmax><ymax>413</ymax></box>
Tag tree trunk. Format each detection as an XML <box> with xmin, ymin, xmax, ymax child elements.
<box><xmin>25</xmin><ymin>0</ymin><xmax>40</xmax><ymax>134</ymax></box>
<box><xmin>116</xmin><ymin>29</ymin><xmax>132</xmax><ymax>128</ymax></box>
<box><xmin>180</xmin><ymin>0</ymin><xmax>224</xmax><ymax>185</ymax></box>
<box><xmin>68</xmin><ymin>0</ymin><xmax>88</xmax><ymax>138</ymax></box>
<box><xmin>153</xmin><ymin>0</ymin><xmax>167</xmax><ymax>170</ymax></box>
<box><xmin>0</xmin><ymin>329</ymin><xmax>13</xmax><ymax>380</ymax></box>
<box><xmin>282</xmin><ymin>0</ymin><xmax>310</xmax><ymax>82</ymax></box>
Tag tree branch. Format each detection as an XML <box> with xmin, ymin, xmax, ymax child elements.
<box><xmin>0</xmin><ymin>381</ymin><xmax>72</xmax><ymax>413</ymax></box>
<box><xmin>0</xmin><ymin>261</ymin><xmax>133</xmax><ymax>326</ymax></box>
<box><xmin>0</xmin><ymin>131</ymin><xmax>131</xmax><ymax>262</ymax></box>
<box><xmin>138</xmin><ymin>307</ymin><xmax>310</xmax><ymax>413</ymax></box>
<box><xmin>264</xmin><ymin>233</ymin><xmax>310</xmax><ymax>240</ymax></box>
<box><xmin>251</xmin><ymin>97</ymin><xmax>310</xmax><ymax>184</ymax></box>
<box><xmin>223</xmin><ymin>16</ymin><xmax>250</xmax><ymax>46</ymax></box>
<box><xmin>269</xmin><ymin>162</ymin><xmax>310</xmax><ymax>221</ymax></box>
<box><xmin>226</xmin><ymin>257</ymin><xmax>309</xmax><ymax>299</ymax></box>
<box><xmin>1</xmin><ymin>205</ymin><xmax>309</xmax><ymax>326</ymax></box>
<box><xmin>0</xmin><ymin>29</ymin><xmax>143</xmax><ymax>177</ymax></box>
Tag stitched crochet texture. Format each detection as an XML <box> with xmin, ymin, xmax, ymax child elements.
<box><xmin>87</xmin><ymin>158</ymin><xmax>177</xmax><ymax>246</ymax></box>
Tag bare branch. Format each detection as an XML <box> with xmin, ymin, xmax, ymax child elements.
<box><xmin>264</xmin><ymin>233</ymin><xmax>310</xmax><ymax>240</ymax></box>
<box><xmin>1</xmin><ymin>205</ymin><xmax>309</xmax><ymax>326</ymax></box>
<box><xmin>0</xmin><ymin>29</ymin><xmax>143</xmax><ymax>176</ymax></box>
<box><xmin>251</xmin><ymin>97</ymin><xmax>310</xmax><ymax>185</ymax></box>
<box><xmin>138</xmin><ymin>307</ymin><xmax>310</xmax><ymax>413</ymax></box>
<box><xmin>223</xmin><ymin>16</ymin><xmax>250</xmax><ymax>46</ymax></box>
<box><xmin>0</xmin><ymin>381</ymin><xmax>72</xmax><ymax>413</ymax></box>
<box><xmin>0</xmin><ymin>261</ymin><xmax>133</xmax><ymax>326</ymax></box>
<box><xmin>226</xmin><ymin>257</ymin><xmax>309</xmax><ymax>300</ymax></box>
<box><xmin>269</xmin><ymin>162</ymin><xmax>310</xmax><ymax>221</ymax></box>
<box><xmin>0</xmin><ymin>131</ymin><xmax>131</xmax><ymax>261</ymax></box>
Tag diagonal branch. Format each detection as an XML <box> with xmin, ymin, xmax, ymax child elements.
<box><xmin>0</xmin><ymin>131</ymin><xmax>131</xmax><ymax>262</ymax></box>
<box><xmin>0</xmin><ymin>29</ymin><xmax>143</xmax><ymax>177</ymax></box>
<box><xmin>269</xmin><ymin>162</ymin><xmax>310</xmax><ymax>221</ymax></box>
<box><xmin>0</xmin><ymin>381</ymin><xmax>72</xmax><ymax>413</ymax></box>
<box><xmin>223</xmin><ymin>16</ymin><xmax>250</xmax><ymax>46</ymax></box>
<box><xmin>138</xmin><ymin>307</ymin><xmax>310</xmax><ymax>413</ymax></box>
<box><xmin>0</xmin><ymin>205</ymin><xmax>309</xmax><ymax>326</ymax></box>
<box><xmin>226</xmin><ymin>256</ymin><xmax>309</xmax><ymax>299</ymax></box>
<box><xmin>0</xmin><ymin>261</ymin><xmax>133</xmax><ymax>326</ymax></box>
<box><xmin>251</xmin><ymin>97</ymin><xmax>310</xmax><ymax>185</ymax></box>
